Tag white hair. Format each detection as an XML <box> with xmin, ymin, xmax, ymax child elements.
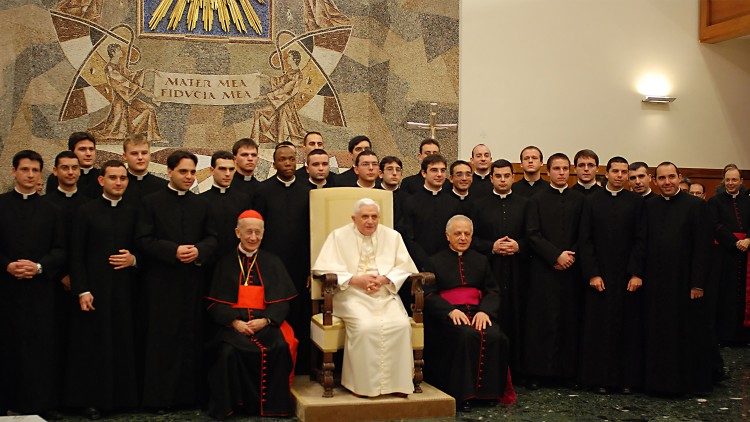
<box><xmin>353</xmin><ymin>198</ymin><xmax>380</xmax><ymax>214</ymax></box>
<box><xmin>446</xmin><ymin>214</ymin><xmax>473</xmax><ymax>232</ymax></box>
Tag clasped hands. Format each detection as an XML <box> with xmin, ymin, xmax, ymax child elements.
<box><xmin>448</xmin><ymin>309</ymin><xmax>491</xmax><ymax>331</ymax></box>
<box><xmin>176</xmin><ymin>245</ymin><xmax>199</xmax><ymax>264</ymax></box>
<box><xmin>553</xmin><ymin>251</ymin><xmax>575</xmax><ymax>270</ymax></box>
<box><xmin>351</xmin><ymin>274</ymin><xmax>390</xmax><ymax>294</ymax></box>
<box><xmin>492</xmin><ymin>236</ymin><xmax>519</xmax><ymax>256</ymax></box>
<box><xmin>6</xmin><ymin>259</ymin><xmax>39</xmax><ymax>279</ymax></box>
<box><xmin>736</xmin><ymin>238</ymin><xmax>750</xmax><ymax>252</ymax></box>
<box><xmin>232</xmin><ymin>318</ymin><xmax>269</xmax><ymax>336</ymax></box>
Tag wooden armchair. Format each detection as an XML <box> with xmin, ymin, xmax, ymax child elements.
<box><xmin>308</xmin><ymin>188</ymin><xmax>434</xmax><ymax>397</ymax></box>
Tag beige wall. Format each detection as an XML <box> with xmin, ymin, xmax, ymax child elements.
<box><xmin>459</xmin><ymin>0</ymin><xmax>750</xmax><ymax>169</ymax></box>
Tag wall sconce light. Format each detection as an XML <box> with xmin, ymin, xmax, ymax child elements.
<box><xmin>642</xmin><ymin>95</ymin><xmax>676</xmax><ymax>103</ymax></box>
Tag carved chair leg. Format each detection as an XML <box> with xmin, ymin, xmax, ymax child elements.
<box><xmin>322</xmin><ymin>351</ymin><xmax>335</xmax><ymax>397</ymax></box>
<box><xmin>413</xmin><ymin>349</ymin><xmax>424</xmax><ymax>393</ymax></box>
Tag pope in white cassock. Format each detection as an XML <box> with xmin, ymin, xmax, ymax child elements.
<box><xmin>312</xmin><ymin>198</ymin><xmax>418</xmax><ymax>397</ymax></box>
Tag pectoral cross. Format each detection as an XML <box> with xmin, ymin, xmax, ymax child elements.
<box><xmin>404</xmin><ymin>102</ymin><xmax>458</xmax><ymax>140</ymax></box>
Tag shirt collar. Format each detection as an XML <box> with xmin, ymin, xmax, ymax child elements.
<box><xmin>452</xmin><ymin>188</ymin><xmax>468</xmax><ymax>200</ymax></box>
<box><xmin>357</xmin><ymin>179</ymin><xmax>376</xmax><ymax>189</ymax></box>
<box><xmin>727</xmin><ymin>190</ymin><xmax>740</xmax><ymax>199</ymax></box>
<box><xmin>276</xmin><ymin>175</ymin><xmax>295</xmax><ymax>187</ymax></box>
<box><xmin>309</xmin><ymin>178</ymin><xmax>326</xmax><ymax>189</ymax></box>
<box><xmin>662</xmin><ymin>187</ymin><xmax>680</xmax><ymax>200</ymax></box>
<box><xmin>448</xmin><ymin>246</ymin><xmax>464</xmax><ymax>256</ymax></box>
<box><xmin>423</xmin><ymin>184</ymin><xmax>441</xmax><ymax>196</ymax></box>
<box><xmin>81</xmin><ymin>167</ymin><xmax>93</xmax><ymax>175</ymax></box>
<box><xmin>128</xmin><ymin>170</ymin><xmax>148</xmax><ymax>181</ymax></box>
<box><xmin>474</xmin><ymin>171</ymin><xmax>489</xmax><ymax>180</ymax></box>
<box><xmin>238</xmin><ymin>244</ymin><xmax>258</xmax><ymax>257</ymax></box>
<box><xmin>14</xmin><ymin>187</ymin><xmax>36</xmax><ymax>200</ymax></box>
<box><xmin>167</xmin><ymin>183</ymin><xmax>188</xmax><ymax>196</ymax></box>
<box><xmin>641</xmin><ymin>188</ymin><xmax>652</xmax><ymax>197</ymax></box>
<box><xmin>380</xmin><ymin>181</ymin><xmax>399</xmax><ymax>191</ymax></box>
<box><xmin>57</xmin><ymin>185</ymin><xmax>77</xmax><ymax>198</ymax></box>
<box><xmin>551</xmin><ymin>184</ymin><xmax>567</xmax><ymax>193</ymax></box>
<box><xmin>102</xmin><ymin>193</ymin><xmax>122</xmax><ymax>207</ymax></box>
<box><xmin>577</xmin><ymin>180</ymin><xmax>597</xmax><ymax>189</ymax></box>
<box><xmin>493</xmin><ymin>189</ymin><xmax>512</xmax><ymax>199</ymax></box>
<box><xmin>212</xmin><ymin>182</ymin><xmax>228</xmax><ymax>194</ymax></box>
<box><xmin>605</xmin><ymin>184</ymin><xmax>623</xmax><ymax>196</ymax></box>
<box><xmin>524</xmin><ymin>174</ymin><xmax>541</xmax><ymax>185</ymax></box>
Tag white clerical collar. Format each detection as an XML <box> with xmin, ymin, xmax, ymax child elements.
<box><xmin>14</xmin><ymin>187</ymin><xmax>36</xmax><ymax>200</ymax></box>
<box><xmin>276</xmin><ymin>176</ymin><xmax>295</xmax><ymax>187</ymax></box>
<box><xmin>474</xmin><ymin>171</ymin><xmax>489</xmax><ymax>180</ymax></box>
<box><xmin>493</xmin><ymin>189</ymin><xmax>512</xmax><ymax>199</ymax></box>
<box><xmin>605</xmin><ymin>185</ymin><xmax>623</xmax><ymax>196</ymax></box>
<box><xmin>212</xmin><ymin>182</ymin><xmax>228</xmax><ymax>194</ymax></box>
<box><xmin>309</xmin><ymin>178</ymin><xmax>326</xmax><ymax>189</ymax></box>
<box><xmin>662</xmin><ymin>188</ymin><xmax>680</xmax><ymax>200</ymax></box>
<box><xmin>578</xmin><ymin>180</ymin><xmax>597</xmax><ymax>189</ymax></box>
<box><xmin>551</xmin><ymin>184</ymin><xmax>567</xmax><ymax>193</ymax></box>
<box><xmin>727</xmin><ymin>190</ymin><xmax>740</xmax><ymax>199</ymax></box>
<box><xmin>524</xmin><ymin>174</ymin><xmax>541</xmax><ymax>185</ymax></box>
<box><xmin>357</xmin><ymin>180</ymin><xmax>376</xmax><ymax>189</ymax></box>
<box><xmin>58</xmin><ymin>186</ymin><xmax>77</xmax><ymax>198</ymax></box>
<box><xmin>102</xmin><ymin>193</ymin><xmax>121</xmax><ymax>207</ymax></box>
<box><xmin>128</xmin><ymin>170</ymin><xmax>148</xmax><ymax>181</ymax></box>
<box><xmin>380</xmin><ymin>182</ymin><xmax>399</xmax><ymax>191</ymax></box>
<box><xmin>167</xmin><ymin>183</ymin><xmax>188</xmax><ymax>196</ymax></box>
<box><xmin>423</xmin><ymin>184</ymin><xmax>440</xmax><ymax>196</ymax></box>
<box><xmin>452</xmin><ymin>188</ymin><xmax>468</xmax><ymax>200</ymax></box>
<box><xmin>641</xmin><ymin>188</ymin><xmax>652</xmax><ymax>197</ymax></box>
<box><xmin>449</xmin><ymin>246</ymin><xmax>464</xmax><ymax>256</ymax></box>
<box><xmin>81</xmin><ymin>167</ymin><xmax>93</xmax><ymax>175</ymax></box>
<box><xmin>238</xmin><ymin>244</ymin><xmax>258</xmax><ymax>257</ymax></box>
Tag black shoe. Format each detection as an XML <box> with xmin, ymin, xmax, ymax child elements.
<box><xmin>621</xmin><ymin>387</ymin><xmax>632</xmax><ymax>395</ymax></box>
<box><xmin>596</xmin><ymin>387</ymin><xmax>608</xmax><ymax>395</ymax></box>
<box><xmin>84</xmin><ymin>407</ymin><xmax>101</xmax><ymax>420</ymax></box>
<box><xmin>42</xmin><ymin>410</ymin><xmax>64</xmax><ymax>420</ymax></box>
<box><xmin>459</xmin><ymin>401</ymin><xmax>472</xmax><ymax>412</ymax></box>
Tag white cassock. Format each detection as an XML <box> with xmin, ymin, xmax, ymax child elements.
<box><xmin>312</xmin><ymin>223</ymin><xmax>418</xmax><ymax>396</ymax></box>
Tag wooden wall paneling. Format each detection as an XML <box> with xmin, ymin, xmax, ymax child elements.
<box><xmin>700</xmin><ymin>0</ymin><xmax>750</xmax><ymax>43</ymax></box>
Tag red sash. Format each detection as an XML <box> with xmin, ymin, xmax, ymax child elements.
<box><xmin>439</xmin><ymin>286</ymin><xmax>482</xmax><ymax>306</ymax></box>
<box><xmin>232</xmin><ymin>284</ymin><xmax>299</xmax><ymax>384</ymax></box>
<box><xmin>735</xmin><ymin>233</ymin><xmax>750</xmax><ymax>328</ymax></box>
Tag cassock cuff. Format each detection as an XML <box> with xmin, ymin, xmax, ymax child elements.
<box><xmin>79</xmin><ymin>291</ymin><xmax>91</xmax><ymax>297</ymax></box>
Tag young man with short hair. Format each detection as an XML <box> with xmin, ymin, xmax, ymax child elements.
<box><xmin>47</xmin><ymin>132</ymin><xmax>101</xmax><ymax>199</ymax></box>
<box><xmin>512</xmin><ymin>145</ymin><xmax>548</xmax><ymax>198</ymax></box>
<box><xmin>572</xmin><ymin>149</ymin><xmax>602</xmax><ymax>195</ymax></box>
<box><xmin>628</xmin><ymin>162</ymin><xmax>654</xmax><ymax>198</ymax></box>
<box><xmin>230</xmin><ymin>138</ymin><xmax>261</xmax><ymax>197</ymax></box>
<box><xmin>121</xmin><ymin>134</ymin><xmax>166</xmax><ymax>206</ymax></box>
<box><xmin>0</xmin><ymin>150</ymin><xmax>66</xmax><ymax>419</ymax></box>
<box><xmin>295</xmin><ymin>132</ymin><xmax>336</xmax><ymax>185</ymax></box>
<box><xmin>136</xmin><ymin>150</ymin><xmax>218</xmax><ymax>410</ymax></box>
<box><xmin>336</xmin><ymin>135</ymin><xmax>371</xmax><ymax>187</ymax></box>
<box><xmin>689</xmin><ymin>182</ymin><xmax>706</xmax><ymax>200</ymax></box>
<box><xmin>469</xmin><ymin>144</ymin><xmax>493</xmax><ymax>198</ymax></box>
<box><xmin>401</xmin><ymin>138</ymin><xmax>440</xmax><ymax>194</ymax></box>
<box><xmin>352</xmin><ymin>150</ymin><xmax>380</xmax><ymax>188</ymax></box>
<box><xmin>306</xmin><ymin>148</ymin><xmax>334</xmax><ymax>189</ymax></box>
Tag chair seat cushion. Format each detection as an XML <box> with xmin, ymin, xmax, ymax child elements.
<box><xmin>310</xmin><ymin>313</ymin><xmax>346</xmax><ymax>352</ymax></box>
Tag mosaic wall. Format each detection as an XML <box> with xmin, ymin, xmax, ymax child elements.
<box><xmin>0</xmin><ymin>0</ymin><xmax>459</xmax><ymax>190</ymax></box>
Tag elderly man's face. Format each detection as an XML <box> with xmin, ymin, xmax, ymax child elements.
<box><xmin>235</xmin><ymin>218</ymin><xmax>264</xmax><ymax>252</ymax></box>
<box><xmin>446</xmin><ymin>219</ymin><xmax>473</xmax><ymax>253</ymax></box>
<box><xmin>352</xmin><ymin>204</ymin><xmax>379</xmax><ymax>236</ymax></box>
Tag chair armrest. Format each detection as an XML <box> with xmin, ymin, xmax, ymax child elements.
<box><xmin>312</xmin><ymin>273</ymin><xmax>339</xmax><ymax>325</ymax></box>
<box><xmin>408</xmin><ymin>272</ymin><xmax>435</xmax><ymax>324</ymax></box>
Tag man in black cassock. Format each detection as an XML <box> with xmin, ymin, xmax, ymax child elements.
<box><xmin>628</xmin><ymin>162</ymin><xmax>655</xmax><ymax>199</ymax></box>
<box><xmin>468</xmin><ymin>144</ymin><xmax>493</xmax><ymax>198</ymax></box>
<box><xmin>402</xmin><ymin>154</ymin><xmax>463</xmax><ymax>271</ymax></box>
<box><xmin>306</xmin><ymin>148</ymin><xmax>336</xmax><ymax>189</ymax></box>
<box><xmin>449</xmin><ymin>160</ymin><xmax>476</xmax><ymax>214</ymax></box>
<box><xmin>707</xmin><ymin>166</ymin><xmax>750</xmax><ymax>345</ymax></box>
<box><xmin>44</xmin><ymin>150</ymin><xmax>89</xmax><ymax>406</ymax></box>
<box><xmin>425</xmin><ymin>215</ymin><xmax>510</xmax><ymax>412</ymax></box>
<box><xmin>379</xmin><ymin>156</ymin><xmax>408</xmax><ymax>225</ymax></box>
<box><xmin>65</xmin><ymin>161</ymin><xmax>139</xmax><ymax>419</ymax></box>
<box><xmin>230</xmin><ymin>138</ymin><xmax>261</xmax><ymax>198</ymax></box>
<box><xmin>205</xmin><ymin>210</ymin><xmax>297</xmax><ymax>419</ymax></box>
<box><xmin>121</xmin><ymin>134</ymin><xmax>166</xmax><ymax>206</ymax></box>
<box><xmin>578</xmin><ymin>157</ymin><xmax>645</xmax><ymax>394</ymax></box>
<box><xmin>136</xmin><ymin>150</ymin><xmax>218</xmax><ymax>410</ymax></box>
<box><xmin>47</xmin><ymin>132</ymin><xmax>100</xmax><ymax>199</ymax></box>
<box><xmin>295</xmin><ymin>132</ymin><xmax>337</xmax><ymax>186</ymax></box>
<box><xmin>345</xmin><ymin>150</ymin><xmax>380</xmax><ymax>188</ymax></box>
<box><xmin>252</xmin><ymin>141</ymin><xmax>312</xmax><ymax>374</ymax></box>
<box><xmin>401</xmin><ymin>138</ymin><xmax>440</xmax><ymax>195</ymax></box>
<box><xmin>335</xmin><ymin>135</ymin><xmax>371</xmax><ymax>187</ymax></box>
<box><xmin>0</xmin><ymin>150</ymin><xmax>66</xmax><ymax>419</ymax></box>
<box><xmin>572</xmin><ymin>149</ymin><xmax>602</xmax><ymax>196</ymax></box>
<box><xmin>523</xmin><ymin>153</ymin><xmax>585</xmax><ymax>388</ymax></box>
<box><xmin>642</xmin><ymin>162</ymin><xmax>713</xmax><ymax>395</ymax></box>
<box><xmin>202</xmin><ymin>150</ymin><xmax>252</xmax><ymax>260</ymax></box>
<box><xmin>471</xmin><ymin>159</ymin><xmax>529</xmax><ymax>383</ymax></box>
<box><xmin>512</xmin><ymin>145</ymin><xmax>549</xmax><ymax>198</ymax></box>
